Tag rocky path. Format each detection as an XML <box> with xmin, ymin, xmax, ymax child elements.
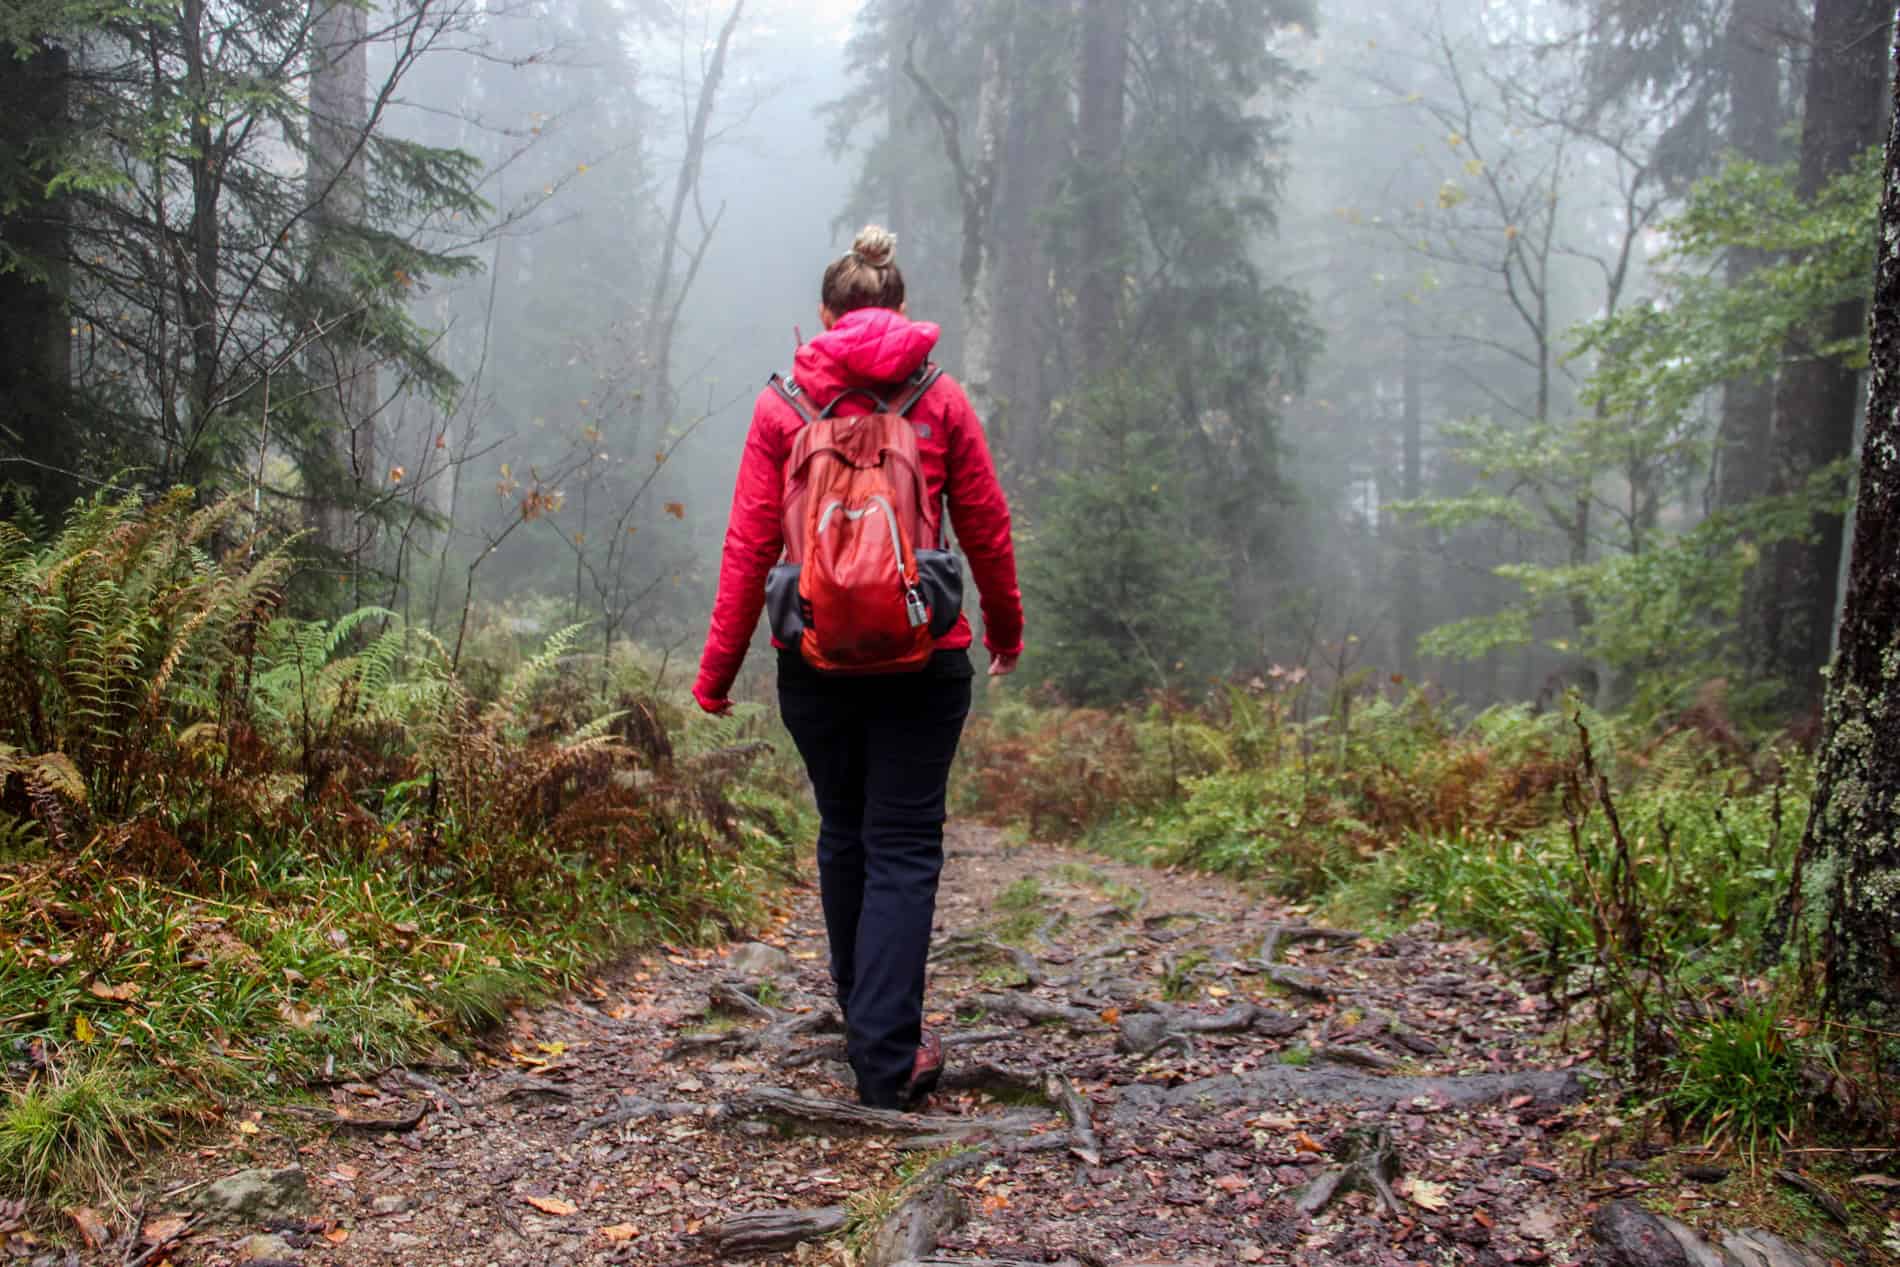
<box><xmin>82</xmin><ymin>825</ymin><xmax>1770</xmax><ymax>1267</ymax></box>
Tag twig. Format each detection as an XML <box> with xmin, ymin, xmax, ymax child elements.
<box><xmin>124</xmin><ymin>1213</ymin><xmax>204</xmax><ymax>1267</ymax></box>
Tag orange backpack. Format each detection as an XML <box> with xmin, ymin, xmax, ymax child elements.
<box><xmin>763</xmin><ymin>366</ymin><xmax>962</xmax><ymax>674</ymax></box>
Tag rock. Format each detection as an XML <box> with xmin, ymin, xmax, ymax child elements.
<box><xmin>1116</xmin><ymin>1012</ymin><xmax>1177</xmax><ymax>1055</ymax></box>
<box><xmin>1719</xmin><ymin>1229</ymin><xmax>1834</xmax><ymax>1267</ymax></box>
<box><xmin>198</xmin><ymin>1166</ymin><xmax>310</xmax><ymax>1221</ymax></box>
<box><xmin>387</xmin><ymin>1232</ymin><xmax>428</xmax><ymax>1251</ymax></box>
<box><xmin>727</xmin><ymin>942</ymin><xmax>791</xmax><ymax>977</ymax></box>
<box><xmin>234</xmin><ymin>1232</ymin><xmax>297</xmax><ymax>1263</ymax></box>
<box><xmin>1593</xmin><ymin>1200</ymin><xmax>1690</xmax><ymax>1267</ymax></box>
<box><xmin>370</xmin><ymin>1194</ymin><xmax>416</xmax><ymax>1216</ymax></box>
<box><xmin>1517</xmin><ymin>1205</ymin><xmax>1563</xmax><ymax>1242</ymax></box>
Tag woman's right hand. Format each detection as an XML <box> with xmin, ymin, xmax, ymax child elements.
<box><xmin>987</xmin><ymin>651</ymin><xmax>1018</xmax><ymax>678</ymax></box>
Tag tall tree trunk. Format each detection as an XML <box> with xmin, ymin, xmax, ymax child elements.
<box><xmin>988</xmin><ymin>16</ymin><xmax>1063</xmax><ymax>483</ymax></box>
<box><xmin>1076</xmin><ymin>0</ymin><xmax>1127</xmax><ymax>376</ymax></box>
<box><xmin>1799</xmin><ymin>41</ymin><xmax>1900</xmax><ymax>1014</ymax></box>
<box><xmin>306</xmin><ymin>0</ymin><xmax>377</xmax><ymax>590</ymax></box>
<box><xmin>1395</xmin><ymin>331</ymin><xmax>1423</xmax><ymax>682</ymax></box>
<box><xmin>1713</xmin><ymin>0</ymin><xmax>1786</xmax><ymax>510</ymax></box>
<box><xmin>1753</xmin><ymin>0</ymin><xmax>1892</xmax><ymax>711</ymax></box>
<box><xmin>0</xmin><ymin>41</ymin><xmax>76</xmax><ymax>521</ymax></box>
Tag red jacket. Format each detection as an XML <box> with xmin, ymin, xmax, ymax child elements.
<box><xmin>693</xmin><ymin>308</ymin><xmax>1023</xmax><ymax>712</ymax></box>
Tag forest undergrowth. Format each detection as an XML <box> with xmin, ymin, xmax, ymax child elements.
<box><xmin>0</xmin><ymin>493</ymin><xmax>809</xmax><ymax>1202</ymax></box>
<box><xmin>956</xmin><ymin>671</ymin><xmax>1900</xmax><ymax>1243</ymax></box>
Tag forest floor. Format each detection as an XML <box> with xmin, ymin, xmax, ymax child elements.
<box><xmin>49</xmin><ymin>825</ymin><xmax>1857</xmax><ymax>1267</ymax></box>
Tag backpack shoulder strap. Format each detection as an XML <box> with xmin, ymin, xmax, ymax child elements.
<box><xmin>891</xmin><ymin>363</ymin><xmax>943</xmax><ymax>418</ymax></box>
<box><xmin>768</xmin><ymin>372</ymin><xmax>817</xmax><ymax>425</ymax></box>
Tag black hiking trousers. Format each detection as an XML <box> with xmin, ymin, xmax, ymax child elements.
<box><xmin>776</xmin><ymin>646</ymin><xmax>973</xmax><ymax>1107</ymax></box>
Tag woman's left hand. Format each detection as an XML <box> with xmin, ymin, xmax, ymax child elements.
<box><xmin>988</xmin><ymin>652</ymin><xmax>1018</xmax><ymax>678</ymax></box>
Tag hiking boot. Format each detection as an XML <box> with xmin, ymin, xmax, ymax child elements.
<box><xmin>904</xmin><ymin>1029</ymin><xmax>943</xmax><ymax>1106</ymax></box>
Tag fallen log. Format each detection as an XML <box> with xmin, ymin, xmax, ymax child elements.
<box><xmin>704</xmin><ymin>1205</ymin><xmax>846</xmax><ymax>1257</ymax></box>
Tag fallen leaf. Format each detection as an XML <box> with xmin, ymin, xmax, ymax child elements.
<box><xmin>1100</xmin><ymin>1007</ymin><xmax>1122</xmax><ymax>1025</ymax></box>
<box><xmin>1852</xmin><ymin>1173</ymin><xmax>1900</xmax><ymax>1189</ymax></box>
<box><xmin>73</xmin><ymin>1014</ymin><xmax>95</xmax><ymax>1043</ymax></box>
<box><xmin>87</xmin><ymin>980</ymin><xmax>138</xmax><ymax>1002</ymax></box>
<box><xmin>236</xmin><ymin>1120</ymin><xmax>260</xmax><ymax>1136</ymax></box>
<box><xmin>1294</xmin><ymin>1132</ymin><xmax>1326</xmax><ymax>1154</ymax></box>
<box><xmin>1214</xmin><ymin>1174</ymin><xmax>1249</xmax><ymax>1193</ymax></box>
<box><xmin>1407</xmin><ymin>1179</ymin><xmax>1451</xmax><ymax>1211</ymax></box>
<box><xmin>600</xmin><ymin>1223</ymin><xmax>638</xmax><ymax>1242</ymax></box>
<box><xmin>141</xmin><ymin>1214</ymin><xmax>192</xmax><ymax>1244</ymax></box>
<box><xmin>524</xmin><ymin>1196</ymin><xmax>577</xmax><ymax>1216</ymax></box>
<box><xmin>67</xmin><ymin>1207</ymin><xmax>110</xmax><ymax>1249</ymax></box>
<box><xmin>664</xmin><ymin>501</ymin><xmax>686</xmax><ymax>520</ymax></box>
<box><xmin>323</xmin><ymin>1226</ymin><xmax>350</xmax><ymax>1245</ymax></box>
<box><xmin>278</xmin><ymin>1002</ymin><xmax>322</xmax><ymax>1030</ymax></box>
<box><xmin>1473</xmin><ymin>1209</ymin><xmax>1495</xmax><ymax>1229</ymax></box>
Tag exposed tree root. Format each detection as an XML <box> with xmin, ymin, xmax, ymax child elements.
<box><xmin>1116</xmin><ymin>1002</ymin><xmax>1302</xmax><ymax>1056</ymax></box>
<box><xmin>1312</xmin><ymin>1043</ymin><xmax>1400</xmax><ymax>1072</ymax></box>
<box><xmin>940</xmin><ymin>1061</ymin><xmax>1045</xmax><ymax>1099</ymax></box>
<box><xmin>664</xmin><ymin>990</ymin><xmax>841</xmax><ymax>1062</ymax></box>
<box><xmin>1294</xmin><ymin>1126</ymin><xmax>1403</xmax><ymax>1217</ymax></box>
<box><xmin>861</xmin><ymin>1153</ymin><xmax>971</xmax><ymax>1267</ymax></box>
<box><xmin>570</xmin><ymin>1096</ymin><xmax>703</xmax><ymax>1142</ymax></box>
<box><xmin>704</xmin><ymin>1205</ymin><xmax>846</xmax><ymax>1257</ymax></box>
<box><xmin>1041</xmin><ymin>1072</ymin><xmax>1100</xmax><ymax>1165</ymax></box>
<box><xmin>1113</xmin><ymin>1065</ymin><xmax>1593</xmax><ymax>1119</ymax></box>
<box><xmin>973</xmin><ymin>992</ymin><xmax>1102</xmax><ymax>1028</ymax></box>
<box><xmin>721</xmin><ymin>1087</ymin><xmax>1054</xmax><ymax>1144</ymax></box>
<box><xmin>1259</xmin><ymin>922</ymin><xmax>1363</xmax><ymax>964</ymax></box>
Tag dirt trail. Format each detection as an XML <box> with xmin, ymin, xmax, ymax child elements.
<box><xmin>109</xmin><ymin>825</ymin><xmax>1612</xmax><ymax>1267</ymax></box>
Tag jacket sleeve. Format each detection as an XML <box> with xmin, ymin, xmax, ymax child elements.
<box><xmin>693</xmin><ymin>393</ymin><xmax>787</xmax><ymax>711</ymax></box>
<box><xmin>941</xmin><ymin>378</ymin><xmax>1025</xmax><ymax>658</ymax></box>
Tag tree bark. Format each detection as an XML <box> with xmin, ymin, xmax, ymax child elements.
<box><xmin>306</xmin><ymin>0</ymin><xmax>378</xmax><ymax>586</ymax></box>
<box><xmin>1076</xmin><ymin>0</ymin><xmax>1128</xmax><ymax>375</ymax></box>
<box><xmin>987</xmin><ymin>14</ymin><xmax>1064</xmax><ymax>480</ymax></box>
<box><xmin>0</xmin><ymin>40</ymin><xmax>76</xmax><ymax>520</ymax></box>
<box><xmin>1396</xmin><ymin>332</ymin><xmax>1423</xmax><ymax>681</ymax></box>
<box><xmin>1713</xmin><ymin>0</ymin><xmax>1787</xmax><ymax>510</ymax></box>
<box><xmin>1753</xmin><ymin>0</ymin><xmax>1892</xmax><ymax>711</ymax></box>
<box><xmin>1801</xmin><ymin>35</ymin><xmax>1900</xmax><ymax>1016</ymax></box>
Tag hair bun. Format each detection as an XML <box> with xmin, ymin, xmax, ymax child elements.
<box><xmin>851</xmin><ymin>224</ymin><xmax>898</xmax><ymax>269</ymax></box>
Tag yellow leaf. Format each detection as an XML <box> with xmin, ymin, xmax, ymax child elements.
<box><xmin>73</xmin><ymin>1014</ymin><xmax>95</xmax><ymax>1043</ymax></box>
<box><xmin>523</xmin><ymin>1195</ymin><xmax>577</xmax><ymax>1216</ymax></box>
<box><xmin>236</xmin><ymin>1120</ymin><xmax>260</xmax><ymax>1136</ymax></box>
<box><xmin>1407</xmin><ymin>1178</ymin><xmax>1451</xmax><ymax>1211</ymax></box>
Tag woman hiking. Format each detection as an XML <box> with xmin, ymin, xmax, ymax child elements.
<box><xmin>692</xmin><ymin>225</ymin><xmax>1024</xmax><ymax>1109</ymax></box>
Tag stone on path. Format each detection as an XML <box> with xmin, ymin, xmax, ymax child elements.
<box><xmin>1592</xmin><ymin>1198</ymin><xmax>1834</xmax><ymax>1267</ymax></box>
<box><xmin>234</xmin><ymin>1232</ymin><xmax>298</xmax><ymax>1263</ymax></box>
<box><xmin>727</xmin><ymin>941</ymin><xmax>791</xmax><ymax>977</ymax></box>
<box><xmin>198</xmin><ymin>1165</ymin><xmax>310</xmax><ymax>1221</ymax></box>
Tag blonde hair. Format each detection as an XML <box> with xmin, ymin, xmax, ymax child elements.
<box><xmin>822</xmin><ymin>224</ymin><xmax>906</xmax><ymax>315</ymax></box>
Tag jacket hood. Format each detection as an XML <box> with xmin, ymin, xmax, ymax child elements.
<box><xmin>793</xmin><ymin>307</ymin><xmax>940</xmax><ymax>403</ymax></box>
